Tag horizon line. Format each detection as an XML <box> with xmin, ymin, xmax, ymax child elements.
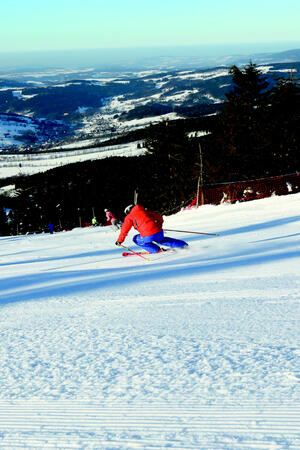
<box><xmin>1</xmin><ymin>42</ymin><xmax>300</xmax><ymax>55</ymax></box>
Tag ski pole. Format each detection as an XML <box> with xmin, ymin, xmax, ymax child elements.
<box><xmin>164</xmin><ymin>229</ymin><xmax>219</xmax><ymax>236</ymax></box>
<box><xmin>120</xmin><ymin>244</ymin><xmax>150</xmax><ymax>261</ymax></box>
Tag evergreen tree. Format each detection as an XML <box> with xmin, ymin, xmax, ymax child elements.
<box><xmin>0</xmin><ymin>206</ymin><xmax>8</xmax><ymax>236</ymax></box>
<box><xmin>144</xmin><ymin>120</ymin><xmax>199</xmax><ymax>211</ymax></box>
<box><xmin>265</xmin><ymin>79</ymin><xmax>300</xmax><ymax>173</ymax></box>
<box><xmin>207</xmin><ymin>63</ymin><xmax>270</xmax><ymax>181</ymax></box>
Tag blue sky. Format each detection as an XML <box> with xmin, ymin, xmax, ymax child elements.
<box><xmin>1</xmin><ymin>0</ymin><xmax>300</xmax><ymax>53</ymax></box>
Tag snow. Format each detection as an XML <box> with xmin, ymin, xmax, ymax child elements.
<box><xmin>187</xmin><ymin>131</ymin><xmax>210</xmax><ymax>138</ymax></box>
<box><xmin>0</xmin><ymin>116</ymin><xmax>39</xmax><ymax>147</ymax></box>
<box><xmin>0</xmin><ymin>184</ymin><xmax>15</xmax><ymax>195</ymax></box>
<box><xmin>256</xmin><ymin>65</ymin><xmax>275</xmax><ymax>74</ymax></box>
<box><xmin>0</xmin><ymin>66</ymin><xmax>232</xmax><ymax>153</ymax></box>
<box><xmin>119</xmin><ymin>112</ymin><xmax>180</xmax><ymax>127</ymax></box>
<box><xmin>112</xmin><ymin>80</ymin><xmax>131</xmax><ymax>84</ymax></box>
<box><xmin>202</xmin><ymin>93</ymin><xmax>222</xmax><ymax>103</ymax></box>
<box><xmin>0</xmin><ymin>192</ymin><xmax>299</xmax><ymax>448</ymax></box>
<box><xmin>12</xmin><ymin>90</ymin><xmax>23</xmax><ymax>99</ymax></box>
<box><xmin>0</xmin><ymin>141</ymin><xmax>146</xmax><ymax>178</ymax></box>
<box><xmin>160</xmin><ymin>88</ymin><xmax>199</xmax><ymax>103</ymax></box>
<box><xmin>270</xmin><ymin>68</ymin><xmax>298</xmax><ymax>73</ymax></box>
<box><xmin>177</xmin><ymin>69</ymin><xmax>229</xmax><ymax>80</ymax></box>
<box><xmin>52</xmin><ymin>138</ymin><xmax>110</xmax><ymax>150</ymax></box>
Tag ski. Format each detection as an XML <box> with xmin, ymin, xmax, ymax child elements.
<box><xmin>122</xmin><ymin>249</ymin><xmax>172</xmax><ymax>257</ymax></box>
<box><xmin>122</xmin><ymin>251</ymin><xmax>150</xmax><ymax>257</ymax></box>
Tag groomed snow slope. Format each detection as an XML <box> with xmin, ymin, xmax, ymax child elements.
<box><xmin>0</xmin><ymin>193</ymin><xmax>300</xmax><ymax>448</ymax></box>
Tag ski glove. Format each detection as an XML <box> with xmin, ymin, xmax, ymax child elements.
<box><xmin>115</xmin><ymin>241</ymin><xmax>121</xmax><ymax>246</ymax></box>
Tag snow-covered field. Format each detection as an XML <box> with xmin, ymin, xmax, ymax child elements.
<box><xmin>0</xmin><ymin>193</ymin><xmax>300</xmax><ymax>448</ymax></box>
<box><xmin>0</xmin><ymin>141</ymin><xmax>146</xmax><ymax>178</ymax></box>
<box><xmin>0</xmin><ymin>117</ymin><xmax>39</xmax><ymax>147</ymax></box>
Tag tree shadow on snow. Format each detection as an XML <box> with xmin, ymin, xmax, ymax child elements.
<box><xmin>0</xmin><ymin>244</ymin><xmax>299</xmax><ymax>306</ymax></box>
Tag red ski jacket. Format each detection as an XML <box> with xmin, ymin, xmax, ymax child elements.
<box><xmin>117</xmin><ymin>205</ymin><xmax>163</xmax><ymax>243</ymax></box>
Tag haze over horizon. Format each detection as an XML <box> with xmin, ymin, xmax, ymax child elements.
<box><xmin>1</xmin><ymin>0</ymin><xmax>299</xmax><ymax>69</ymax></box>
<box><xmin>1</xmin><ymin>43</ymin><xmax>300</xmax><ymax>72</ymax></box>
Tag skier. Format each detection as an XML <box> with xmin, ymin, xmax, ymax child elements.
<box><xmin>92</xmin><ymin>216</ymin><xmax>98</xmax><ymax>226</ymax></box>
<box><xmin>104</xmin><ymin>209</ymin><xmax>122</xmax><ymax>230</ymax></box>
<box><xmin>47</xmin><ymin>222</ymin><xmax>54</xmax><ymax>234</ymax></box>
<box><xmin>115</xmin><ymin>204</ymin><xmax>188</xmax><ymax>253</ymax></box>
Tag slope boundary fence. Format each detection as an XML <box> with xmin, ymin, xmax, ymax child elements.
<box><xmin>188</xmin><ymin>172</ymin><xmax>300</xmax><ymax>207</ymax></box>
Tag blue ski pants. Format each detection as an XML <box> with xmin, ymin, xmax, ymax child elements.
<box><xmin>133</xmin><ymin>230</ymin><xmax>188</xmax><ymax>253</ymax></box>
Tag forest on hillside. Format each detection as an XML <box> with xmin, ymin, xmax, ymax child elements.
<box><xmin>0</xmin><ymin>63</ymin><xmax>299</xmax><ymax>235</ymax></box>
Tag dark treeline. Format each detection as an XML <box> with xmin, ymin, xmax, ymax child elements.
<box><xmin>0</xmin><ymin>63</ymin><xmax>299</xmax><ymax>235</ymax></box>
<box><xmin>204</xmin><ymin>63</ymin><xmax>300</xmax><ymax>182</ymax></box>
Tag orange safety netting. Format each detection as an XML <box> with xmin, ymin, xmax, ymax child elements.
<box><xmin>188</xmin><ymin>172</ymin><xmax>300</xmax><ymax>207</ymax></box>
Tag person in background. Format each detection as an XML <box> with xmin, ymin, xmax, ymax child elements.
<box><xmin>48</xmin><ymin>222</ymin><xmax>54</xmax><ymax>234</ymax></box>
<box><xmin>115</xmin><ymin>204</ymin><xmax>188</xmax><ymax>253</ymax></box>
<box><xmin>104</xmin><ymin>209</ymin><xmax>122</xmax><ymax>230</ymax></box>
<box><xmin>92</xmin><ymin>216</ymin><xmax>98</xmax><ymax>226</ymax></box>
